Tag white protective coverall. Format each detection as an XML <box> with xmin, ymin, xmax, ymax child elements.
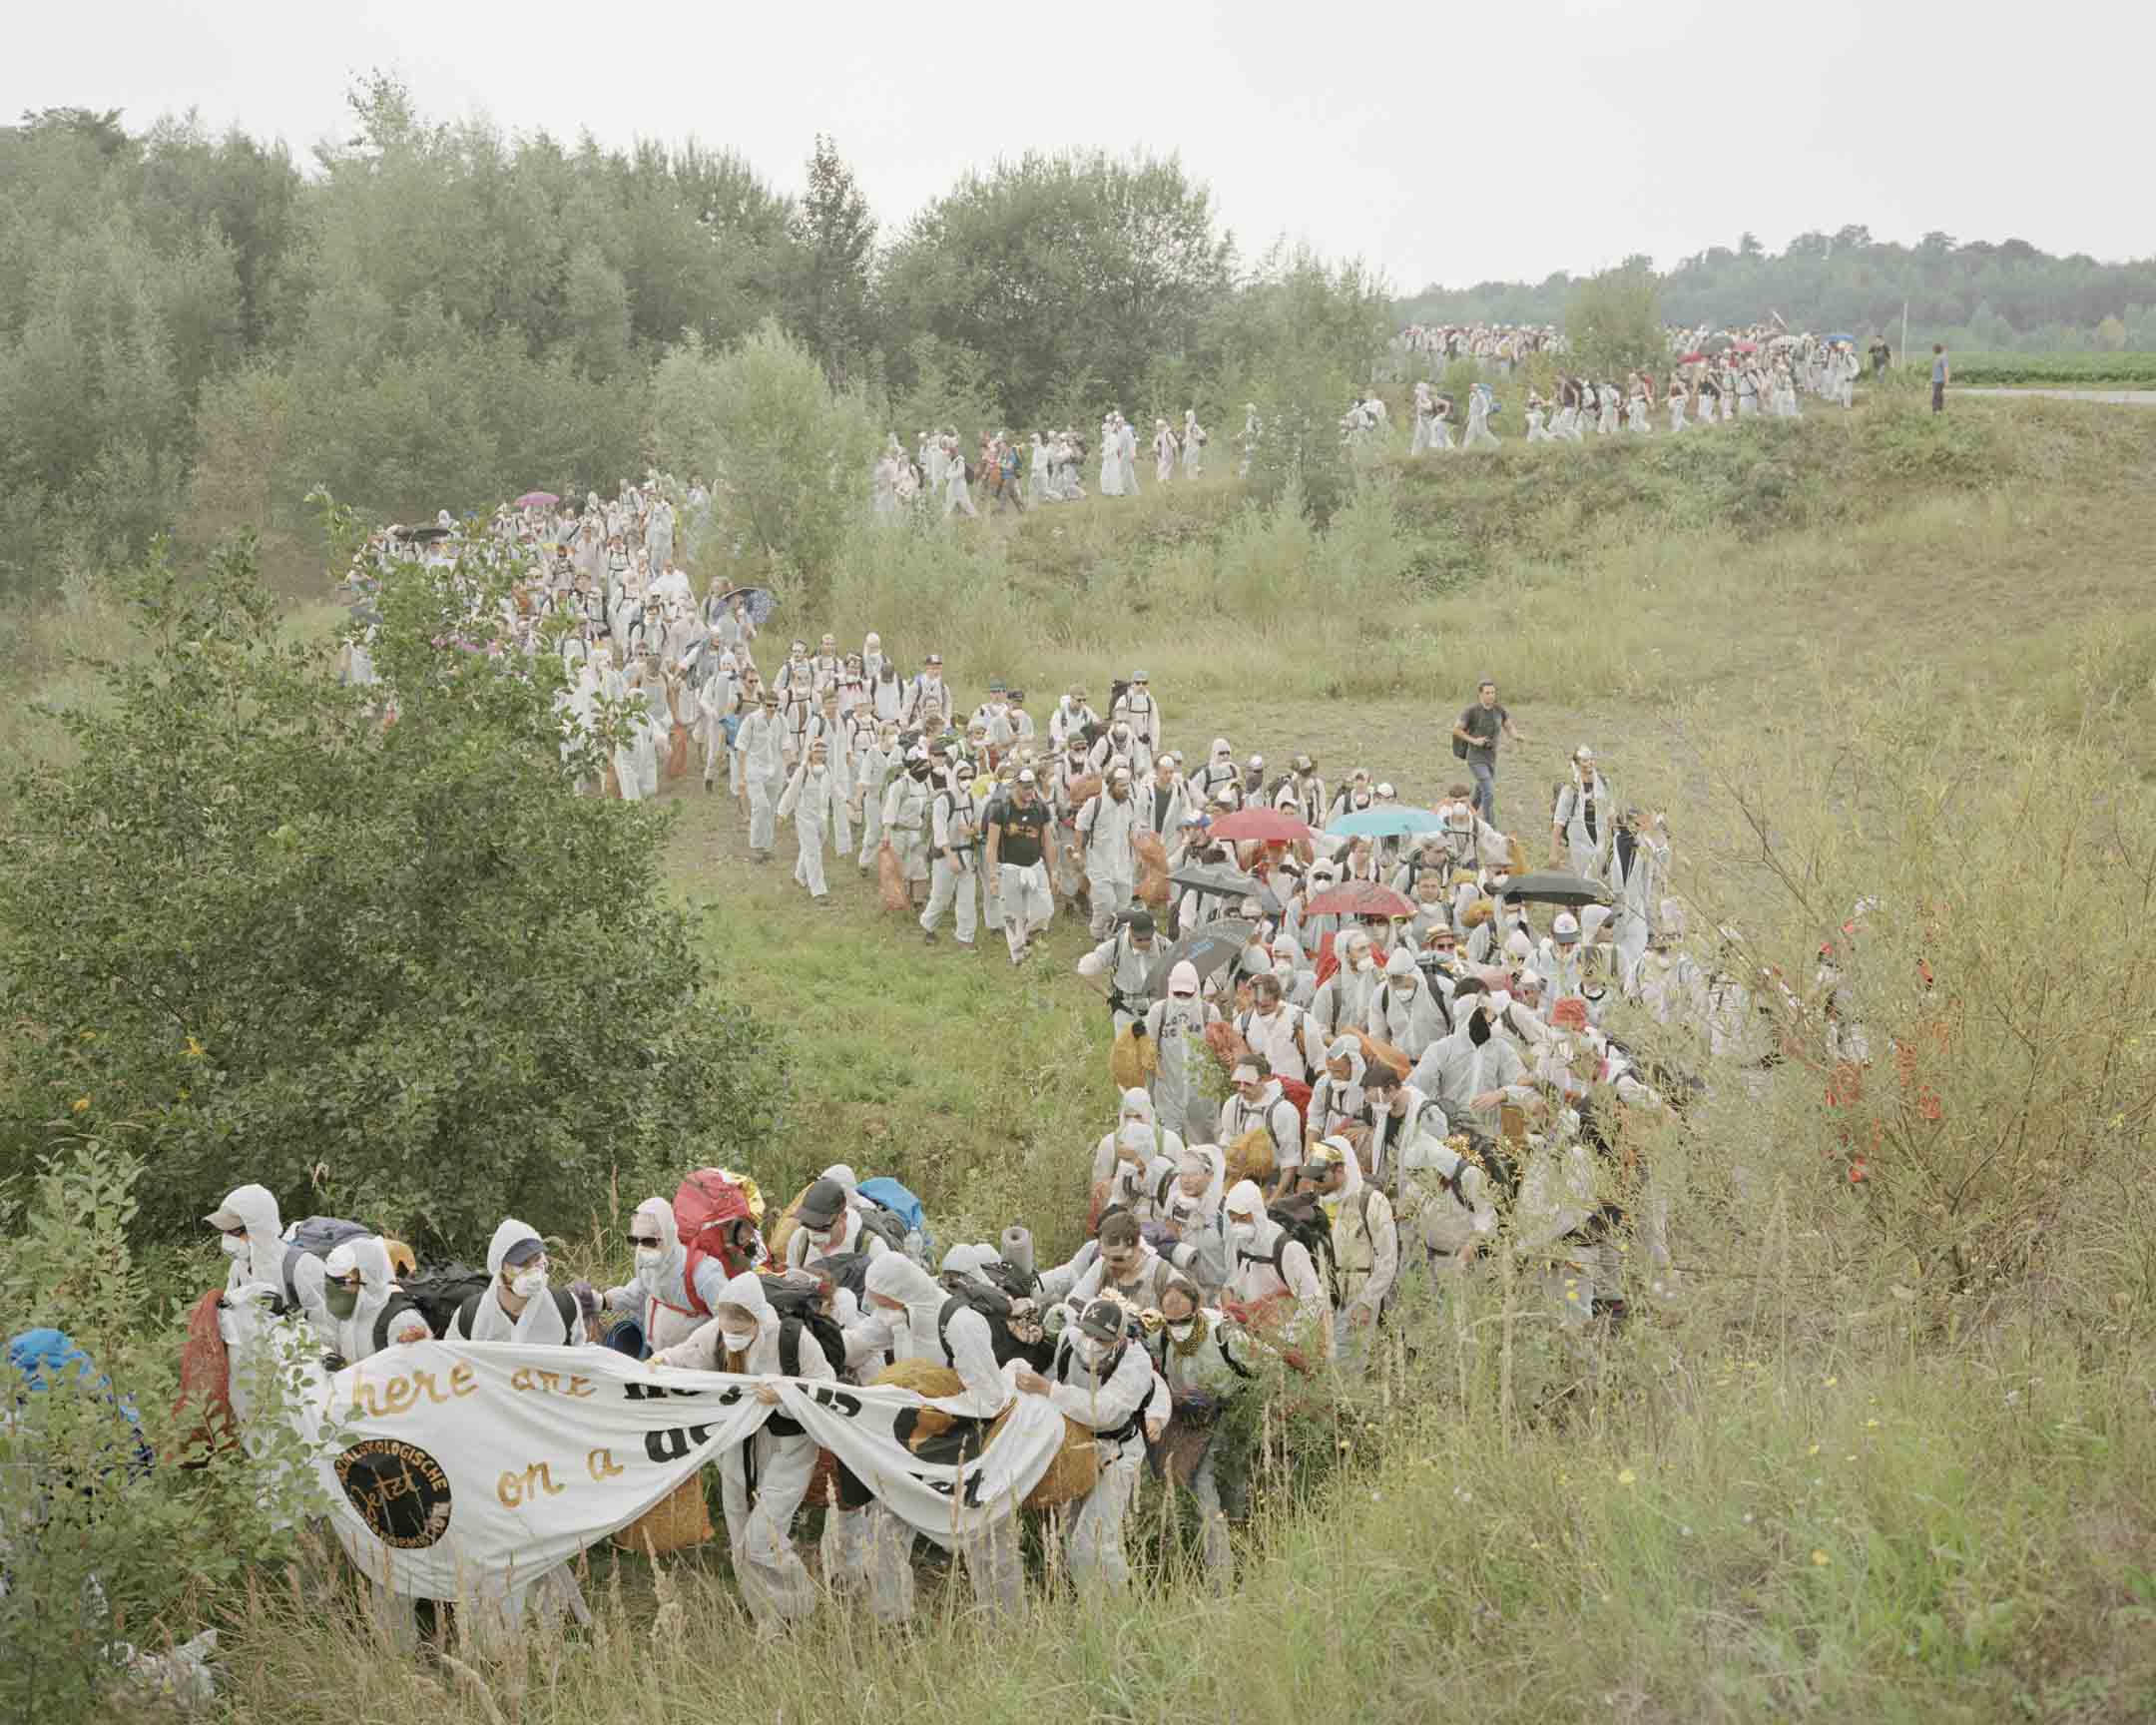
<box><xmin>1042</xmin><ymin>1324</ymin><xmax>1161</xmax><ymax>1593</ymax></box>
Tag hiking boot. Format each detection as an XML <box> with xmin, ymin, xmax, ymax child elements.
<box><xmin>922</xmin><ymin>929</ymin><xmax>938</xmax><ymax>945</ymax></box>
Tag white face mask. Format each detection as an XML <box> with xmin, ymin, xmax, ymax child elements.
<box><xmin>720</xmin><ymin>1327</ymin><xmax>757</xmax><ymax>1354</ymax></box>
<box><xmin>220</xmin><ymin>1234</ymin><xmax>250</xmax><ymax>1262</ymax></box>
<box><xmin>1229</xmin><ymin>1221</ymin><xmax>1257</xmax><ymax>1251</ymax></box>
<box><xmin>511</xmin><ymin>1267</ymin><xmax>548</xmax><ymax>1300</ymax></box>
<box><xmin>1166</xmin><ymin>1318</ymin><xmax>1197</xmax><ymax>1344</ymax></box>
<box><xmin>634</xmin><ymin>1246</ymin><xmax>665</xmax><ymax>1285</ymax></box>
<box><xmin>1072</xmin><ymin>1335</ymin><xmax>1108</xmax><ymax>1370</ymax></box>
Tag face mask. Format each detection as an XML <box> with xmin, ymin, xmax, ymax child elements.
<box><xmin>1229</xmin><ymin>1221</ymin><xmax>1257</xmax><ymax>1251</ymax></box>
<box><xmin>720</xmin><ymin>1327</ymin><xmax>757</xmax><ymax>1354</ymax></box>
<box><xmin>1166</xmin><ymin>1319</ymin><xmax>1197</xmax><ymax>1344</ymax></box>
<box><xmin>324</xmin><ymin>1283</ymin><xmax>361</xmax><ymax>1321</ymax></box>
<box><xmin>1072</xmin><ymin>1335</ymin><xmax>1107</xmax><ymax>1370</ymax></box>
<box><xmin>1468</xmin><ymin>1010</ymin><xmax>1493</xmax><ymax>1047</ymax></box>
<box><xmin>220</xmin><ymin>1234</ymin><xmax>250</xmax><ymax>1262</ymax></box>
<box><xmin>512</xmin><ymin>1267</ymin><xmax>548</xmax><ymax>1300</ymax></box>
<box><xmin>635</xmin><ymin>1246</ymin><xmax>665</xmax><ymax>1282</ymax></box>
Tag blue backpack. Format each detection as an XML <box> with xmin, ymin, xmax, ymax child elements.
<box><xmin>855</xmin><ymin>1177</ymin><xmax>933</xmax><ymax>1262</ymax></box>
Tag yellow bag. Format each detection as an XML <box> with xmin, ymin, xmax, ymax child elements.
<box><xmin>765</xmin><ymin>1181</ymin><xmax>814</xmax><ymax>1264</ymax></box>
<box><xmin>1227</xmin><ymin>1125</ymin><xmax>1277</xmax><ymax>1185</ymax></box>
<box><xmin>1109</xmin><ymin>1024</ymin><xmax>1159</xmax><ymax>1090</ymax></box>
<box><xmin>611</xmin><ymin>1473</ymin><xmax>713</xmax><ymax>1555</ymax></box>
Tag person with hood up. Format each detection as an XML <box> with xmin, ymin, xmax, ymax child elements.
<box><xmin>1112</xmin><ymin>672</ymin><xmax>1163</xmax><ymax>755</ymax></box>
<box><xmin>1308</xmin><ymin>931</ymin><xmax>1381</xmax><ymax>1043</ymax></box>
<box><xmin>1016</xmin><ymin>1297</ymin><xmax>1163</xmax><ymax>1594</ymax></box>
<box><xmin>448</xmin><ymin>1220</ymin><xmax>586</xmax><ymax>1344</ymax></box>
<box><xmin>1087</xmin><ymin>716</ymin><xmax>1152</xmax><ymax>782</ymax></box>
<box><xmin>1193</xmin><ymin>737</ymin><xmax>1241</xmax><ymax>804</ymax></box>
<box><xmin>784</xmin><ymin>1177</ymin><xmax>893</xmax><ymax>1272</ymax></box>
<box><xmin>881</xmin><ymin>749</ymin><xmax>934</xmax><ymax>906</ymax></box>
<box><xmin>1308</xmin><ymin>1035</ymin><xmax>1372</xmax><ymax>1149</ymax></box>
<box><xmin>1394</xmin><ymin>1132</ymin><xmax>1500</xmax><ymax>1289</ymax></box>
<box><xmin>1409</xmin><ymin>982</ymin><xmax>1537</xmax><ymax>1133</ymax></box>
<box><xmin>1142</xmin><ymin>960</ymin><xmax>1219</xmax><ymax>1135</ymax></box>
<box><xmin>1299</xmin><ymin>1138</ymin><xmax>1397</xmax><ymax>1370</ymax></box>
<box><xmin>204</xmin><ymin>1183</ymin><xmax>318</xmax><ymax>1314</ymax></box>
<box><xmin>1366</xmin><ymin>947</ymin><xmax>1450</xmax><ymax>1061</ymax></box>
<box><xmin>1221</xmin><ymin>1062</ymin><xmax>1306</xmax><ymax>1202</ymax></box>
<box><xmin>1222</xmin><ymin>1179</ymin><xmax>1331</xmax><ymax>1356</ymax></box>
<box><xmin>1152</xmin><ymin>1276</ymin><xmax>1252</xmax><ymax>1584</ymax></box>
<box><xmin>603</xmin><ymin>1197</ymin><xmax>734</xmax><ymax>1357</ymax></box>
<box><xmin>1550</xmin><ymin>747</ymin><xmax>1613</xmax><ymax>875</ymax></box>
<box><xmin>735</xmin><ymin>690</ymin><xmax>788</xmax><ymax>863</ymax></box>
<box><xmin>1606</xmin><ymin>808</ymin><xmax>1671</xmax><ymax>987</ymax></box>
<box><xmin>317</xmin><ymin>1238</ymin><xmax>430</xmax><ymax>1366</ymax></box>
<box><xmin>1163</xmin><ymin>1145</ymin><xmax>1231</xmax><ymax>1294</ymax></box>
<box><xmin>1075</xmin><ymin>766</ymin><xmax>1141</xmax><ymax>938</ymax></box>
<box><xmin>1537</xmin><ymin>911</ymin><xmax>1589</xmax><ymax>1006</ymax></box>
<box><xmin>852</xmin><ymin>719</ymin><xmax>899</xmax><ymax>872</ymax></box>
<box><xmin>1090</xmin><ymin>1087</ymin><xmax>1188</xmax><ymax>1189</ymax></box>
<box><xmin>650</xmin><ymin>1270</ymin><xmax>833</xmax><ymax>1634</ymax></box>
<box><xmin>855</xmin><ymin>1254</ymin><xmax>1021</xmax><ymax>1621</ymax></box>
<box><xmin>1153</xmin><ymin>417</ymin><xmax>1180</xmax><ymax>483</ymax></box>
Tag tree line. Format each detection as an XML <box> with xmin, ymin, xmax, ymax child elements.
<box><xmin>0</xmin><ymin>83</ymin><xmax>1385</xmax><ymax>597</ymax></box>
<box><xmin>1399</xmin><ymin>227</ymin><xmax>2156</xmax><ymax>355</ymax></box>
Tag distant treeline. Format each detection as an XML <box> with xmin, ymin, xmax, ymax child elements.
<box><xmin>1398</xmin><ymin>229</ymin><xmax>2156</xmax><ymax>354</ymax></box>
<box><xmin>0</xmin><ymin>84</ymin><xmax>1385</xmax><ymax>595</ymax></box>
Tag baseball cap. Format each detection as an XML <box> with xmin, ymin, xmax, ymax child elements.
<box><xmin>1016</xmin><ymin>768</ymin><xmax>1037</xmax><ymax>786</ymax></box>
<box><xmin>1553</xmin><ymin>912</ymin><xmax>1582</xmax><ymax>944</ymax></box>
<box><xmin>500</xmin><ymin>1234</ymin><xmax>546</xmax><ymax>1269</ymax></box>
<box><xmin>798</xmin><ymin>1178</ymin><xmax>847</xmax><ymax>1229</ymax></box>
<box><xmin>1078</xmin><ymin>1300</ymin><xmax>1126</xmax><ymax>1344</ymax></box>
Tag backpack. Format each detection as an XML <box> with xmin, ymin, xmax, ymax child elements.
<box><xmin>278</xmin><ymin>1216</ymin><xmax>375</xmax><ymax>1309</ymax></box>
<box><xmin>453</xmin><ymin>1279</ymin><xmax>579</xmax><ymax>1340</ymax></box>
<box><xmin>1252</xmin><ymin>1194</ymin><xmax>1339</xmax><ymax>1304</ymax></box>
<box><xmin>674</xmin><ymin>1169</ymin><xmax>761</xmax><ymax>1312</ymax></box>
<box><xmin>400</xmin><ymin>1264</ymin><xmax>494</xmax><ymax>1339</ymax></box>
<box><xmin>369</xmin><ymin>1292</ymin><xmax>431</xmax><ymax>1354</ymax></box>
<box><xmin>856</xmin><ymin>1177</ymin><xmax>931</xmax><ymax>1261</ymax></box>
<box><xmin>808</xmin><ymin>1251</ymin><xmax>877</xmax><ymax>1305</ymax></box>
<box><xmin>757</xmin><ymin>1273</ymin><xmax>851</xmax><ymax>1378</ymax></box>
<box><xmin>936</xmin><ymin>1277</ymin><xmax>1054</xmax><ymax>1374</ymax></box>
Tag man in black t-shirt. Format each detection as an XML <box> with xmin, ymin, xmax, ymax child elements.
<box><xmin>1450</xmin><ymin>679</ymin><xmax>1525</xmax><ymax>827</ymax></box>
<box><xmin>987</xmin><ymin>768</ymin><xmax>1057</xmax><ymax>964</ymax></box>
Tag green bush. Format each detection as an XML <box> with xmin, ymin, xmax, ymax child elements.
<box><xmin>0</xmin><ymin>536</ymin><xmax>783</xmax><ymax>1252</ymax></box>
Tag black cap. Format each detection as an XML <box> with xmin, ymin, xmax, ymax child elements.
<box><xmin>798</xmin><ymin>1178</ymin><xmax>846</xmax><ymax>1229</ymax></box>
<box><xmin>1126</xmin><ymin>909</ymin><xmax>1156</xmax><ymax>937</ymax></box>
<box><xmin>1079</xmin><ymin>1300</ymin><xmax>1126</xmax><ymax>1344</ymax></box>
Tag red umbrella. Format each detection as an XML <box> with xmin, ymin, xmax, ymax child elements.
<box><xmin>1208</xmin><ymin>808</ymin><xmax>1311</xmax><ymax>844</ymax></box>
<box><xmin>1307</xmin><ymin>881</ymin><xmax>1416</xmax><ymax>918</ymax></box>
<box><xmin>516</xmin><ymin>490</ymin><xmax>560</xmax><ymax>508</ymax></box>
<box><xmin>1731</xmin><ymin>341</ymin><xmax>1759</xmax><ymax>354</ymax></box>
<box><xmin>1678</xmin><ymin>351</ymin><xmax>1707</xmax><ymax>364</ymax></box>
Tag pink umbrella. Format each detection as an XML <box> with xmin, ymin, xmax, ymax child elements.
<box><xmin>516</xmin><ymin>491</ymin><xmax>559</xmax><ymax>509</ymax></box>
<box><xmin>1208</xmin><ymin>808</ymin><xmax>1312</xmax><ymax>845</ymax></box>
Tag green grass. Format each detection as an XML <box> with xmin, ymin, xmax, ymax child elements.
<box><xmin>27</xmin><ymin>389</ymin><xmax>2156</xmax><ymax>1722</ymax></box>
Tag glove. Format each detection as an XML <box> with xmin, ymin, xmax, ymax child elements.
<box><xmin>1128</xmin><ymin>1016</ymin><xmax>1149</xmax><ymax>1040</ymax></box>
<box><xmin>572</xmin><ymin>1280</ymin><xmax>601</xmax><ymax>1326</ymax></box>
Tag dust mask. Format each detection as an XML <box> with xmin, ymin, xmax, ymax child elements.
<box><xmin>220</xmin><ymin>1235</ymin><xmax>250</xmax><ymax>1262</ymax></box>
<box><xmin>511</xmin><ymin>1267</ymin><xmax>548</xmax><ymax>1300</ymax></box>
<box><xmin>721</xmin><ymin>1327</ymin><xmax>757</xmax><ymax>1355</ymax></box>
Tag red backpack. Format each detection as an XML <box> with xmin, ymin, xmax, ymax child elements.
<box><xmin>674</xmin><ymin>1169</ymin><xmax>761</xmax><ymax>1313</ymax></box>
<box><xmin>1278</xmin><ymin>1077</ymin><xmax>1313</xmax><ymax>1130</ymax></box>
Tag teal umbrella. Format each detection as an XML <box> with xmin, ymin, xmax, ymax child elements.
<box><xmin>1328</xmin><ymin>807</ymin><xmax>1443</xmax><ymax>839</ymax></box>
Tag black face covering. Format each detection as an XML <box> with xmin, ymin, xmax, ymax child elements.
<box><xmin>1467</xmin><ymin>1009</ymin><xmax>1492</xmax><ymax>1047</ymax></box>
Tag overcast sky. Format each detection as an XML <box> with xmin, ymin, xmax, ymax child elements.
<box><xmin>13</xmin><ymin>0</ymin><xmax>2153</xmax><ymax>291</ymax></box>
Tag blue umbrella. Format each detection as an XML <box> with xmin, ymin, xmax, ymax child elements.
<box><xmin>1328</xmin><ymin>807</ymin><xmax>1444</xmax><ymax>839</ymax></box>
<box><xmin>1824</xmin><ymin>332</ymin><xmax>1854</xmax><ymax>343</ymax></box>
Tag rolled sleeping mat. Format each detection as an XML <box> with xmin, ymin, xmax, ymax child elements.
<box><xmin>1000</xmin><ymin>1225</ymin><xmax>1035</xmax><ymax>1278</ymax></box>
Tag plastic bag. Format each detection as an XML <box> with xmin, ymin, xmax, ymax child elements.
<box><xmin>877</xmin><ymin>842</ymin><xmax>909</xmax><ymax>913</ymax></box>
<box><xmin>1134</xmin><ymin>831</ymin><xmax>1170</xmax><ymax>906</ymax></box>
<box><xmin>1109</xmin><ymin>1023</ymin><xmax>1159</xmax><ymax>1089</ymax></box>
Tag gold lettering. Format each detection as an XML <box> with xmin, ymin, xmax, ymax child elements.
<box><xmin>587</xmin><ymin>1447</ymin><xmax>623</xmax><ymax>1481</ymax></box>
<box><xmin>532</xmin><ymin>1460</ymin><xmax>564</xmax><ymax>1497</ymax></box>
<box><xmin>537</xmin><ymin>1369</ymin><xmax>561</xmax><ymax>1396</ymax></box>
<box><xmin>566</xmin><ymin>1376</ymin><xmax>595</xmax><ymax>1401</ymax></box>
<box><xmin>381</xmin><ymin>1375</ymin><xmax>417</xmax><ymax>1417</ymax></box>
<box><xmin>449</xmin><ymin>1363</ymin><xmax>475</xmax><ymax>1398</ymax></box>
<box><xmin>510</xmin><ymin>1366</ymin><xmax>535</xmax><ymax>1394</ymax></box>
<box><xmin>499</xmin><ymin>1460</ymin><xmax>570</xmax><ymax>1508</ymax></box>
<box><xmin>497</xmin><ymin>1469</ymin><xmax>525</xmax><ymax>1508</ymax></box>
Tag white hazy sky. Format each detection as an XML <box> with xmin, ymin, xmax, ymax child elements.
<box><xmin>12</xmin><ymin>0</ymin><xmax>2153</xmax><ymax>291</ymax></box>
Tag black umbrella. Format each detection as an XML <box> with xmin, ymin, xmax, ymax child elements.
<box><xmin>392</xmin><ymin>524</ymin><xmax>452</xmax><ymax>543</ymax></box>
<box><xmin>719</xmin><ymin>586</ymin><xmax>781</xmax><ymax>628</ymax></box>
<box><xmin>1147</xmin><ymin>918</ymin><xmax>1260</xmax><ymax>1000</ymax></box>
<box><xmin>1167</xmin><ymin>864</ymin><xmax>1284</xmax><ymax>918</ymax></box>
<box><xmin>1499</xmin><ymin>869</ymin><xmax>1611</xmax><ymax>908</ymax></box>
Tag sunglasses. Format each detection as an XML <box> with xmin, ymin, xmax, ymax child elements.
<box><xmin>627</xmin><ymin>1234</ymin><xmax>662</xmax><ymax>1250</ymax></box>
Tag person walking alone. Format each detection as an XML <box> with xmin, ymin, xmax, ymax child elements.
<box><xmin>1451</xmin><ymin>679</ymin><xmax>1525</xmax><ymax>828</ymax></box>
<box><xmin>1930</xmin><ymin>343</ymin><xmax>1949</xmax><ymax>414</ymax></box>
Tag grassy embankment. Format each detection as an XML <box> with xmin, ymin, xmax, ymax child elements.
<box><xmin>43</xmin><ymin>389</ymin><xmax>2156</xmax><ymax>1722</ymax></box>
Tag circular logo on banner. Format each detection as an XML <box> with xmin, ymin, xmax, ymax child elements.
<box><xmin>334</xmin><ymin>1439</ymin><xmax>454</xmax><ymax>1548</ymax></box>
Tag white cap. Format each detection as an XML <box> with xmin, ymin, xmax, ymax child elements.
<box><xmin>1168</xmin><ymin>960</ymin><xmax>1201</xmax><ymax>996</ymax></box>
<box><xmin>1553</xmin><ymin>911</ymin><xmax>1581</xmax><ymax>944</ymax></box>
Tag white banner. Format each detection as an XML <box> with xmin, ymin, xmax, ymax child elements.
<box><xmin>227</xmin><ymin>1312</ymin><xmax>1066</xmax><ymax>1601</ymax></box>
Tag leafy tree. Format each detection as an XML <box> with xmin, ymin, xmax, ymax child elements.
<box><xmin>652</xmin><ymin>318</ymin><xmax>878</xmax><ymax>613</ymax></box>
<box><xmin>0</xmin><ymin>535</ymin><xmax>783</xmax><ymax>1250</ymax></box>
<box><xmin>785</xmin><ymin>134</ymin><xmax>878</xmax><ymax>382</ymax></box>
<box><xmin>1564</xmin><ymin>264</ymin><xmax>1664</xmax><ymax>377</ymax></box>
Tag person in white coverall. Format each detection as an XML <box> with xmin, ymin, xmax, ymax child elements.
<box><xmin>1409</xmin><ymin>983</ymin><xmax>1537</xmax><ymax>1134</ymax></box>
<box><xmin>1075</xmin><ymin>767</ymin><xmax>1141</xmax><ymax>938</ymax></box>
<box><xmin>1017</xmin><ymin>1298</ymin><xmax>1164</xmax><ymax>1594</ymax></box>
<box><xmin>1142</xmin><ymin>960</ymin><xmax>1219</xmax><ymax>1136</ymax></box>
<box><xmin>650</xmin><ymin>1270</ymin><xmax>833</xmax><ymax>1634</ymax></box>
<box><xmin>856</xmin><ymin>1256</ymin><xmax>1022</xmax><ymax>1622</ymax></box>
<box><xmin>919</xmin><ymin>767</ymin><xmax>979</xmax><ymax>946</ymax></box>
<box><xmin>777</xmin><ymin>739</ymin><xmax>843</xmax><ymax>903</ymax></box>
<box><xmin>447</xmin><ymin>1218</ymin><xmax>587</xmax><ymax>1345</ymax></box>
<box><xmin>735</xmin><ymin>691</ymin><xmax>787</xmax><ymax>862</ymax></box>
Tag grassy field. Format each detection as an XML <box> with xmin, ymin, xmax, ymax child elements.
<box><xmin>21</xmin><ymin>386</ymin><xmax>2156</xmax><ymax>1723</ymax></box>
<box><xmin>1944</xmin><ymin>349</ymin><xmax>2156</xmax><ymax>388</ymax></box>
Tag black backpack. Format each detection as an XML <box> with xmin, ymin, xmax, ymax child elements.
<box><xmin>1252</xmin><ymin>1194</ymin><xmax>1339</xmax><ymax>1304</ymax></box>
<box><xmin>758</xmin><ymin>1273</ymin><xmax>850</xmax><ymax>1378</ymax></box>
<box><xmin>399</xmin><ymin>1263</ymin><xmax>493</xmax><ymax>1339</ymax></box>
<box><xmin>368</xmin><ymin>1292</ymin><xmax>431</xmax><ymax>1354</ymax></box>
<box><xmin>936</xmin><ymin>1278</ymin><xmax>1054</xmax><ymax>1374</ymax></box>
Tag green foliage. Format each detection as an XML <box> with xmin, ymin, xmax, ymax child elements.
<box><xmin>1564</xmin><ymin>264</ymin><xmax>1665</xmax><ymax>377</ymax></box>
<box><xmin>651</xmin><ymin>320</ymin><xmax>879</xmax><ymax>614</ymax></box>
<box><xmin>0</xmin><ymin>535</ymin><xmax>783</xmax><ymax>1251</ymax></box>
<box><xmin>880</xmin><ymin>149</ymin><xmax>1236</xmax><ymax>428</ymax></box>
<box><xmin>783</xmin><ymin>134</ymin><xmax>878</xmax><ymax>383</ymax></box>
<box><xmin>1946</xmin><ymin>349</ymin><xmax>2156</xmax><ymax>386</ymax></box>
<box><xmin>0</xmin><ymin>1140</ymin><xmax>323</xmax><ymax>1721</ymax></box>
